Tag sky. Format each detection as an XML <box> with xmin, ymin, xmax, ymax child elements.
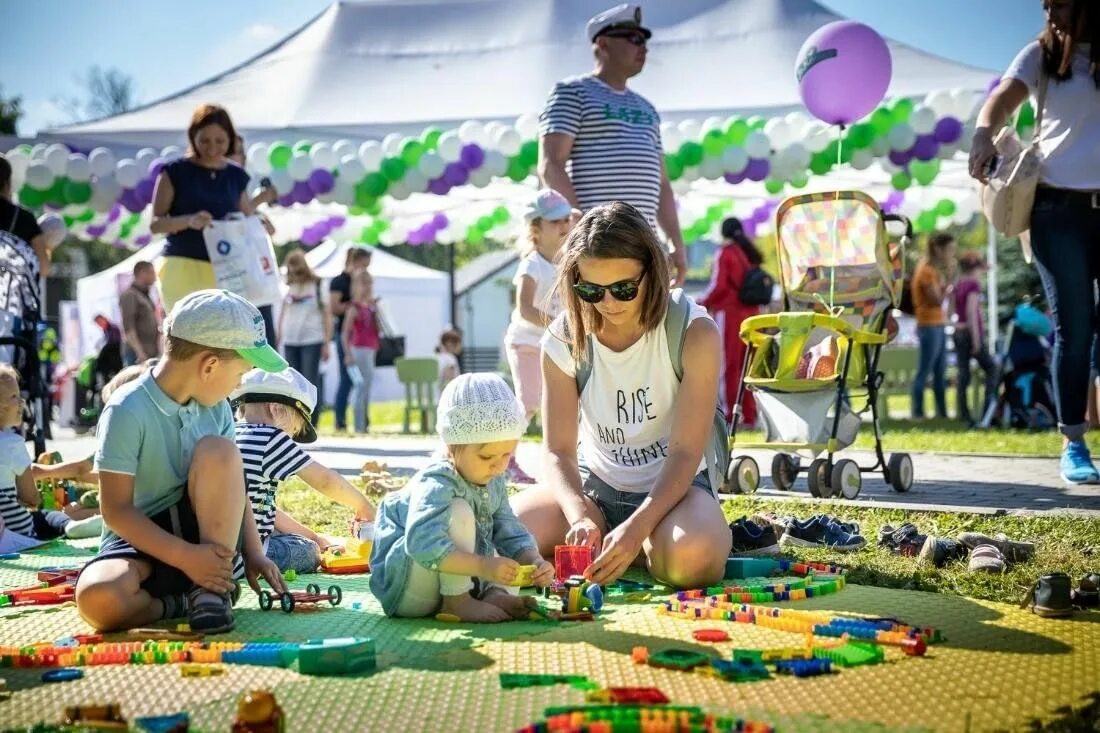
<box><xmin>0</xmin><ymin>0</ymin><xmax>1044</xmax><ymax>137</ymax></box>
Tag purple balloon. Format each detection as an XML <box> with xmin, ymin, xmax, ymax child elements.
<box><xmin>443</xmin><ymin>162</ymin><xmax>469</xmax><ymax>187</ymax></box>
<box><xmin>428</xmin><ymin>177</ymin><xmax>450</xmax><ymax>196</ymax></box>
<box><xmin>743</xmin><ymin>158</ymin><xmax>770</xmax><ymax>182</ymax></box>
<box><xmin>120</xmin><ymin>189</ymin><xmax>143</xmax><ymax>213</ymax></box>
<box><xmin>933</xmin><ymin>117</ymin><xmax>963</xmax><ymax>145</ymax></box>
<box><xmin>329</xmin><ymin>214</ymin><xmax>346</xmax><ymax>228</ymax></box>
<box><xmin>135</xmin><ymin>234</ymin><xmax>152</xmax><ymax>247</ymax></box>
<box><xmin>723</xmin><ymin>171</ymin><xmax>746</xmax><ymax>185</ymax></box>
<box><xmin>459</xmin><ymin>144</ymin><xmax>485</xmax><ymax>170</ymax></box>
<box><xmin>148</xmin><ymin>158</ymin><xmax>166</xmax><ymax>179</ymax></box>
<box><xmin>796</xmin><ymin>21</ymin><xmax>893</xmax><ymax>125</ymax></box>
<box><xmin>308</xmin><ymin>168</ymin><xmax>336</xmax><ymax>194</ymax></box>
<box><xmin>911</xmin><ymin>134</ymin><xmax>940</xmax><ymax>162</ymax></box>
<box><xmin>291</xmin><ymin>180</ymin><xmax>313</xmax><ymax>205</ymax></box>
<box><xmin>743</xmin><ymin>220</ymin><xmax>759</xmax><ymax>238</ymax></box>
<box><xmin>432</xmin><ymin>213</ymin><xmax>448</xmax><ymax>230</ymax></box>
<box><xmin>136</xmin><ymin>178</ymin><xmax>155</xmax><ymax>204</ymax></box>
<box><xmin>107</xmin><ymin>204</ymin><xmax>122</xmax><ymax>223</ymax></box>
<box><xmin>278</xmin><ymin>193</ymin><xmax>296</xmax><ymax>207</ymax></box>
<box><xmin>984</xmin><ymin>76</ymin><xmax>1002</xmax><ymax>98</ymax></box>
<box><xmin>86</xmin><ymin>224</ymin><xmax>106</xmax><ymax>238</ymax></box>
<box><xmin>888</xmin><ymin>149</ymin><xmax>913</xmax><ymax>167</ymax></box>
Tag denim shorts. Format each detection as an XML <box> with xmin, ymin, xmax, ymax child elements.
<box><xmin>265</xmin><ymin>532</ymin><xmax>321</xmax><ymax>573</ymax></box>
<box><xmin>579</xmin><ymin>464</ymin><xmax>713</xmax><ymax>530</ymax></box>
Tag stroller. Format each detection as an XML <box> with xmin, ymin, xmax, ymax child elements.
<box><xmin>0</xmin><ymin>230</ymin><xmax>48</xmax><ymax>455</ymax></box>
<box><xmin>980</xmin><ymin>299</ymin><xmax>1055</xmax><ymax>431</ymax></box>
<box><xmin>727</xmin><ymin>191</ymin><xmax>914</xmax><ymax>499</ymax></box>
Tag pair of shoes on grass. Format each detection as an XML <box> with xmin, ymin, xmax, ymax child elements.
<box><xmin>775</xmin><ymin>514</ymin><xmax>865</xmax><ymax>552</ymax></box>
<box><xmin>728</xmin><ymin>517</ymin><xmax>781</xmax><ymax>556</ymax></box>
<box><xmin>1020</xmin><ymin>572</ymin><xmax>1099</xmax><ymax>618</ymax></box>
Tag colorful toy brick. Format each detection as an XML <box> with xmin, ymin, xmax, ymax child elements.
<box><xmin>297</xmin><ymin>637</ymin><xmax>375</xmax><ymax>676</ymax></box>
<box><xmin>647</xmin><ymin>648</ymin><xmax>711</xmax><ymax>671</ymax></box>
<box><xmin>510</xmin><ymin>564</ymin><xmax>536</xmax><ymax>586</ymax></box>
<box><xmin>500</xmin><ymin>673</ymin><xmax>592</xmax><ymax>689</ymax></box>
<box><xmin>0</xmin><ymin>582</ymin><xmax>75</xmax><ymax>606</ymax></box>
<box><xmin>544</xmin><ymin>575</ymin><xmax>603</xmax><ymax>614</ymax></box>
<box><xmin>63</xmin><ymin>702</ymin><xmax>128</xmax><ymax>730</ymax></box>
<box><xmin>708</xmin><ymin>655</ymin><xmax>771</xmax><ymax>682</ymax></box>
<box><xmin>813</xmin><ymin>641</ymin><xmax>884</xmax><ymax>668</ymax></box>
<box><xmin>180</xmin><ymin>664</ymin><xmax>224</xmax><ymax>677</ymax></box>
<box><xmin>221</xmin><ymin>643</ymin><xmax>300</xmax><ymax>668</ymax></box>
<box><xmin>775</xmin><ymin>658</ymin><xmax>833</xmax><ymax>677</ymax></box>
<box><xmin>519</xmin><ymin>704</ymin><xmax>776</xmax><ymax>733</ymax></box>
<box><xmin>606</xmin><ymin>687</ymin><xmax>670</xmax><ymax>704</ymax></box>
<box><xmin>258</xmin><ymin>583</ymin><xmax>342</xmax><ymax>613</ymax></box>
<box><xmin>320</xmin><ymin>538</ymin><xmax>371</xmax><ymax>575</ymax></box>
<box><xmin>134</xmin><ymin>712</ymin><xmax>190</xmax><ymax>732</ymax></box>
<box><xmin>554</xmin><ymin>544</ymin><xmax>592</xmax><ymax>580</ymax></box>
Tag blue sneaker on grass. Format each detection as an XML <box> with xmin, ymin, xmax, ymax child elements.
<box><xmin>1061</xmin><ymin>441</ymin><xmax>1100</xmax><ymax>485</ymax></box>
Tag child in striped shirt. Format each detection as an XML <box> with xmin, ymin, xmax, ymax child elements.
<box><xmin>230</xmin><ymin>367</ymin><xmax>375</xmax><ymax>577</ymax></box>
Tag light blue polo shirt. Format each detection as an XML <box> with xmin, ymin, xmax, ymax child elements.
<box><xmin>94</xmin><ymin>370</ymin><xmax>235</xmax><ymax>544</ymax></box>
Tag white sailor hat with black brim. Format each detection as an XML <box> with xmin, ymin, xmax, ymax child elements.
<box><xmin>586</xmin><ymin>3</ymin><xmax>652</xmax><ymax>42</ymax></box>
<box><xmin>231</xmin><ymin>367</ymin><xmax>319</xmax><ymax>443</ymax></box>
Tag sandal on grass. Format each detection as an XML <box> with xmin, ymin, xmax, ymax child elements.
<box><xmin>187</xmin><ymin>586</ymin><xmax>235</xmax><ymax>634</ymax></box>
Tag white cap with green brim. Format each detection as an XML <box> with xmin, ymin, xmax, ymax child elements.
<box><xmin>164</xmin><ymin>289</ymin><xmax>287</xmax><ymax>372</ymax></box>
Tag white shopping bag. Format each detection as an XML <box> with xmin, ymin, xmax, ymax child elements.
<box><xmin>203</xmin><ymin>215</ymin><xmax>281</xmax><ymax>306</ymax></box>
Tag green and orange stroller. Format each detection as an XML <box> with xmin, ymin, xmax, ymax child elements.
<box><xmin>726</xmin><ymin>191</ymin><xmax>914</xmax><ymax>499</ymax></box>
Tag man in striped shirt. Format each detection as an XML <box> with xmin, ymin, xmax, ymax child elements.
<box><xmin>538</xmin><ymin>3</ymin><xmax>687</xmax><ymax>286</ymax></box>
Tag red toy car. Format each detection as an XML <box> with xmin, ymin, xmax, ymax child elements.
<box><xmin>258</xmin><ymin>583</ymin><xmax>343</xmax><ymax>613</ymax></box>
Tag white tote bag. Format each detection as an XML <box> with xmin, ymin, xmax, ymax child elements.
<box><xmin>202</xmin><ymin>215</ymin><xmax>281</xmax><ymax>306</ymax></box>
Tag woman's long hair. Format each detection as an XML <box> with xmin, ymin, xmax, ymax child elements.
<box><xmin>1040</xmin><ymin>0</ymin><xmax>1100</xmax><ymax>85</ymax></box>
<box><xmin>283</xmin><ymin>248</ymin><xmax>319</xmax><ymax>286</ymax></box>
<box><xmin>720</xmin><ymin>217</ymin><xmax>764</xmax><ymax>266</ymax></box>
<box><xmin>551</xmin><ymin>202</ymin><xmax>670</xmax><ymax>361</ymax></box>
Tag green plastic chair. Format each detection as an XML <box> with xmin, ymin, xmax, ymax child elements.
<box><xmin>395</xmin><ymin>357</ymin><xmax>440</xmax><ymax>434</ymax></box>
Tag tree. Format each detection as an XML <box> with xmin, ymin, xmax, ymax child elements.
<box><xmin>57</xmin><ymin>66</ymin><xmax>138</xmax><ymax>122</ymax></box>
<box><xmin>0</xmin><ymin>86</ymin><xmax>22</xmax><ymax>135</ymax></box>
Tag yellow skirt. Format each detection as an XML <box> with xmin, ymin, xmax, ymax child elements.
<box><xmin>157</xmin><ymin>256</ymin><xmax>216</xmax><ymax>313</ymax></box>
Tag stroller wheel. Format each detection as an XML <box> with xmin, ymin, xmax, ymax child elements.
<box><xmin>771</xmin><ymin>454</ymin><xmax>799</xmax><ymax>492</ymax></box>
<box><xmin>831</xmin><ymin>459</ymin><xmax>861</xmax><ymax>499</ymax></box>
<box><xmin>887</xmin><ymin>453</ymin><xmax>914</xmax><ymax>493</ymax></box>
<box><xmin>728</xmin><ymin>456</ymin><xmax>760</xmax><ymax>494</ymax></box>
<box><xmin>807</xmin><ymin>459</ymin><xmax>831</xmax><ymax>498</ymax></box>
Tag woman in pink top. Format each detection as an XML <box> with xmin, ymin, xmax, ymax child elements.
<box><xmin>341</xmin><ymin>270</ymin><xmax>380</xmax><ymax>434</ymax></box>
<box><xmin>952</xmin><ymin>252</ymin><xmax>996</xmax><ymax>426</ymax></box>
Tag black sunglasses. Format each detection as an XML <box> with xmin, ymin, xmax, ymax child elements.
<box><xmin>573</xmin><ymin>268</ymin><xmax>647</xmax><ymax>304</ymax></box>
<box><xmin>603</xmin><ymin>31</ymin><xmax>648</xmax><ymax>46</ymax></box>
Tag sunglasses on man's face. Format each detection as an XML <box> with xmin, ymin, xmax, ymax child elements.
<box><xmin>572</xmin><ymin>269</ymin><xmax>647</xmax><ymax>303</ymax></box>
<box><xmin>603</xmin><ymin>31</ymin><xmax>648</xmax><ymax>46</ymax></box>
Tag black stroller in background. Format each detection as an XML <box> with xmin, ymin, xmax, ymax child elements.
<box><xmin>980</xmin><ymin>299</ymin><xmax>1056</xmax><ymax>431</ymax></box>
<box><xmin>1</xmin><ymin>231</ymin><xmax>48</xmax><ymax>455</ymax></box>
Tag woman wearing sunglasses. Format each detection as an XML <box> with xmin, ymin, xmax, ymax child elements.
<box><xmin>511</xmin><ymin>202</ymin><xmax>731</xmax><ymax>588</ymax></box>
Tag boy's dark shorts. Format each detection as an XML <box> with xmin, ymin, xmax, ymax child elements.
<box><xmin>81</xmin><ymin>488</ymin><xmax>200</xmax><ymax>599</ymax></box>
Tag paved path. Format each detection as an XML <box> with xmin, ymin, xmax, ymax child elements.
<box><xmin>48</xmin><ymin>429</ymin><xmax>1100</xmax><ymax>517</ymax></box>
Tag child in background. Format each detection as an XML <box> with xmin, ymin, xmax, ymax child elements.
<box><xmin>435</xmin><ymin>329</ymin><xmax>463</xmax><ymax>389</ymax></box>
<box><xmin>230</xmin><ymin>367</ymin><xmax>376</xmax><ymax>576</ymax></box>
<box><xmin>370</xmin><ymin>373</ymin><xmax>554</xmax><ymax>622</ymax></box>
<box><xmin>952</xmin><ymin>252</ymin><xmax>997</xmax><ymax>426</ymax></box>
<box><xmin>341</xmin><ymin>269</ymin><xmax>379</xmax><ymax>434</ymax></box>
<box><xmin>75</xmin><ymin>289</ymin><xmax>288</xmax><ymax>634</ymax></box>
<box><xmin>0</xmin><ymin>365</ymin><xmax>99</xmax><ymax>540</ymax></box>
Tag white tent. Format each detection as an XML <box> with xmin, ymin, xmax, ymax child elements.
<box><xmin>45</xmin><ymin>0</ymin><xmax>996</xmax><ymax>148</ymax></box>
<box><xmin>73</xmin><ymin>240</ymin><xmax>164</xmax><ymax>359</ymax></box>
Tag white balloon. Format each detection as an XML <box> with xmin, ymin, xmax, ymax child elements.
<box><xmin>721</xmin><ymin>146</ymin><xmax>748</xmax><ymax>174</ymax></box>
<box><xmin>136</xmin><ymin>148</ymin><xmax>157</xmax><ymax>169</ymax></box>
<box><xmin>94</xmin><ymin>174</ymin><xmax>121</xmax><ymax>200</ymax></box>
<box><xmin>437</xmin><ymin>131</ymin><xmax>462</xmax><ymax>163</ymax></box>
<box><xmin>782</xmin><ymin>142</ymin><xmax>811</xmax><ymax>169</ymax></box>
<box><xmin>89</xmin><ymin>148</ymin><xmax>116</xmax><ymax>178</ymax></box>
<box><xmin>248</xmin><ymin>145</ymin><xmax>273</xmax><ymax>176</ymax></box>
<box><xmin>764</xmin><ymin>118</ymin><xmax>792</xmax><ymax>149</ymax></box>
<box><xmin>910</xmin><ymin>105</ymin><xmax>937</xmax><ymax>135</ymax></box>
<box><xmin>849</xmin><ymin>148</ymin><xmax>874</xmax><ymax>171</ymax></box>
<box><xmin>671</xmin><ymin>178</ymin><xmax>692</xmax><ymax>196</ymax></box>
<box><xmin>388</xmin><ymin>181</ymin><xmax>411</xmax><ymax>201</ymax></box>
<box><xmin>879</xmin><ymin>157</ymin><xmax>900</xmax><ymax>174</ymax></box>
<box><xmin>744</xmin><ymin>131</ymin><xmax>771</xmax><ymax>159</ymax></box>
<box><xmin>495</xmin><ymin>128</ymin><xmax>522</xmax><ymax>157</ymax></box>
<box><xmin>677</xmin><ymin>119</ymin><xmax>701</xmax><ymax>142</ymax></box>
<box><xmin>514</xmin><ymin>113</ymin><xmax>540</xmax><ymax>140</ymax></box>
<box><xmin>483</xmin><ymin>121</ymin><xmax>505</xmax><ymax>140</ymax></box>
<box><xmin>403</xmin><ymin>168</ymin><xmax>428</xmax><ymax>193</ymax></box>
<box><xmin>267</xmin><ymin>168</ymin><xmax>294</xmax><ymax>194</ymax></box>
<box><xmin>887</xmin><ymin>123</ymin><xmax>917</xmax><ymax>151</ymax></box>
<box><xmin>661</xmin><ymin>122</ymin><xmax>683</xmax><ymax>152</ymax></box>
<box><xmin>924</xmin><ymin>90</ymin><xmax>954</xmax><ymax>116</ymax></box>
<box><xmin>468</xmin><ymin>168</ymin><xmax>493</xmax><ymax>188</ymax></box>
<box><xmin>66</xmin><ymin>154</ymin><xmax>92</xmax><ymax>182</ymax></box>
<box><xmin>24</xmin><ymin>163</ymin><xmax>54</xmax><ymax>190</ymax></box>
<box><xmin>31</xmin><ymin>144</ymin><xmax>48</xmax><ymax>160</ymax></box>
<box><xmin>435</xmin><ymin>227</ymin><xmax>456</xmax><ymax>245</ymax></box>
<box><xmin>288</xmin><ymin>153</ymin><xmax>313</xmax><ymax>181</ymax></box>
<box><xmin>482</xmin><ymin>150</ymin><xmax>508</xmax><ymax>177</ymax></box>
<box><xmin>699</xmin><ymin>156</ymin><xmax>724</xmax><ymax>180</ymax></box>
<box><xmin>161</xmin><ymin>145</ymin><xmax>184</xmax><ymax>161</ymax></box>
<box><xmin>418</xmin><ymin>151</ymin><xmax>445</xmax><ymax>179</ymax></box>
<box><xmin>332</xmin><ymin>139</ymin><xmax>356</xmax><ymax>160</ymax></box>
<box><xmin>382</xmin><ymin>134</ymin><xmax>404</xmax><ymax>158</ymax></box>
<box><xmin>378</xmin><ymin>228</ymin><xmax>401</xmax><ymax>247</ymax></box>
<box><xmin>332</xmin><ymin>178</ymin><xmax>356</xmax><ymax>206</ymax></box>
<box><xmin>899</xmin><ymin>199</ymin><xmax>923</xmax><ymax>220</ymax></box>
<box><xmin>310</xmin><ymin>142</ymin><xmax>337</xmax><ymax>170</ymax></box>
<box><xmin>680</xmin><ymin>165</ymin><xmax>700</xmax><ymax>183</ymax></box>
<box><xmin>337</xmin><ymin>156</ymin><xmax>365</xmax><ymax>183</ymax></box>
<box><xmin>871</xmin><ymin>136</ymin><xmax>890</xmax><ymax>157</ymax></box>
<box><xmin>702</xmin><ymin>116</ymin><xmax>725</xmax><ymax>134</ymax></box>
<box><xmin>950</xmin><ymin>88</ymin><xmax>979</xmax><ymax>121</ymax></box>
<box><xmin>115</xmin><ymin>159</ymin><xmax>141</xmax><ymax>188</ymax></box>
<box><xmin>785</xmin><ymin>111</ymin><xmax>811</xmax><ymax>139</ymax></box>
<box><xmin>45</xmin><ymin>145</ymin><xmax>69</xmax><ymax>176</ymax></box>
<box><xmin>358</xmin><ymin>141</ymin><xmax>383</xmax><ymax>173</ymax></box>
<box><xmin>458</xmin><ymin>121</ymin><xmax>487</xmax><ymax>146</ymax></box>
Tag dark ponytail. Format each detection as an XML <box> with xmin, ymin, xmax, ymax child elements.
<box><xmin>720</xmin><ymin>217</ymin><xmax>764</xmax><ymax>266</ymax></box>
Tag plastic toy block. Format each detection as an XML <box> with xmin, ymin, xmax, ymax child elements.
<box><xmin>298</xmin><ymin>637</ymin><xmax>375</xmax><ymax>676</ymax></box>
<box><xmin>813</xmin><ymin>641</ymin><xmax>884</xmax><ymax>668</ymax></box>
<box><xmin>724</xmin><ymin>557</ymin><xmax>780</xmax><ymax>579</ymax></box>
<box><xmin>42</xmin><ymin>667</ymin><xmax>83</xmax><ymax>682</ymax></box>
<box><xmin>606</xmin><ymin>687</ymin><xmax>670</xmax><ymax>704</ymax></box>
<box><xmin>631</xmin><ymin>646</ymin><xmax>649</xmax><ymax>664</ymax></box>
<box><xmin>134</xmin><ymin>712</ymin><xmax>190</xmax><ymax>732</ymax></box>
<box><xmin>320</xmin><ymin>538</ymin><xmax>371</xmax><ymax>575</ymax></box>
<box><xmin>554</xmin><ymin>544</ymin><xmax>592</xmax><ymax>580</ymax></box>
<box><xmin>221</xmin><ymin>643</ymin><xmax>299</xmax><ymax>669</ymax></box>
<box><xmin>180</xmin><ymin>664</ymin><xmax>225</xmax><ymax>677</ymax></box>
<box><xmin>499</xmin><ymin>673</ymin><xmax>591</xmax><ymax>689</ymax></box>
<box><xmin>775</xmin><ymin>658</ymin><xmax>833</xmax><ymax>677</ymax></box>
<box><xmin>282</xmin><ymin>569</ymin><xmax>297</xmax><ymax>582</ymax></box>
<box><xmin>37</xmin><ymin>567</ymin><xmax>81</xmax><ymax>585</ymax></box>
<box><xmin>647</xmin><ymin>648</ymin><xmax>711</xmax><ymax>671</ymax></box>
<box><xmin>435</xmin><ymin>612</ymin><xmax>462</xmax><ymax>623</ymax></box>
<box><xmin>258</xmin><ymin>584</ymin><xmax>342</xmax><ymax>613</ymax></box>
<box><xmin>510</xmin><ymin>564</ymin><xmax>536</xmax><ymax>586</ymax></box>
<box><xmin>64</xmin><ymin>703</ymin><xmax>128</xmax><ymax>729</ymax></box>
<box><xmin>692</xmin><ymin>629</ymin><xmax>730</xmax><ymax>642</ymax></box>
<box><xmin>709</xmin><ymin>656</ymin><xmax>770</xmax><ymax>682</ymax></box>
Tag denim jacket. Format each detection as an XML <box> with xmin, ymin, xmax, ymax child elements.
<box><xmin>369</xmin><ymin>459</ymin><xmax>538</xmax><ymax>616</ymax></box>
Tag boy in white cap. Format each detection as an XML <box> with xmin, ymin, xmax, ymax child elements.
<box><xmin>370</xmin><ymin>373</ymin><xmax>554</xmax><ymax>622</ymax></box>
<box><xmin>75</xmin><ymin>289</ymin><xmax>288</xmax><ymax>634</ymax></box>
<box><xmin>230</xmin><ymin>367</ymin><xmax>376</xmax><ymax>578</ymax></box>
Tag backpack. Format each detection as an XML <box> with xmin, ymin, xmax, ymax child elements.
<box><xmin>739</xmin><ymin>266</ymin><xmax>775</xmax><ymax>306</ymax></box>
<box><xmin>574</xmin><ymin>289</ymin><xmax>731</xmax><ymax>493</ymax></box>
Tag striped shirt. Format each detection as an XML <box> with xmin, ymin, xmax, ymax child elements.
<box><xmin>539</xmin><ymin>74</ymin><xmax>663</xmax><ymax>224</ymax></box>
<box><xmin>233</xmin><ymin>422</ymin><xmax>312</xmax><ymax>577</ymax></box>
<box><xmin>0</xmin><ymin>431</ymin><xmax>35</xmax><ymax>537</ymax></box>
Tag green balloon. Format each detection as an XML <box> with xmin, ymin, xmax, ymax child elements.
<box><xmin>366</xmin><ymin>200</ymin><xmax>383</xmax><ymax>216</ymax></box>
<box><xmin>375</xmin><ymin>219</ymin><xmax>390</xmax><ymax>233</ymax></box>
<box><xmin>507</xmin><ymin>157</ymin><xmax>529</xmax><ymax>182</ymax></box>
<box><xmin>936</xmin><ymin>199</ymin><xmax>957</xmax><ymax>217</ymax></box>
<box><xmin>870</xmin><ymin>108</ymin><xmax>894</xmax><ymax>136</ymax></box>
<box><xmin>809</xmin><ymin>153</ymin><xmax>832</xmax><ymax>176</ymax></box>
<box><xmin>421</xmin><ymin>127</ymin><xmax>443</xmax><ymax>150</ymax></box>
<box><xmin>519</xmin><ymin>141</ymin><xmax>539</xmax><ymax>167</ymax></box>
<box><xmin>62</xmin><ymin>215</ymin><xmax>75</xmax><ymax>227</ymax></box>
<box><xmin>910</xmin><ymin>159</ymin><xmax>941</xmax><ymax>186</ymax></box>
<box><xmin>269</xmin><ymin>143</ymin><xmax>292</xmax><ymax>169</ymax></box>
<box><xmin>725</xmin><ymin>118</ymin><xmax>750</xmax><ymax>146</ymax></box>
<box><xmin>63</xmin><ymin>181</ymin><xmax>92</xmax><ymax>204</ymax></box>
<box><xmin>78</xmin><ymin>209</ymin><xmax>95</xmax><ymax>223</ymax></box>
<box><xmin>702</xmin><ymin>130</ymin><xmax>726</xmax><ymax>157</ymax></box>
<box><xmin>791</xmin><ymin>173</ymin><xmax>809</xmax><ymax>189</ymax></box>
<box><xmin>916</xmin><ymin>211</ymin><xmax>937</xmax><ymax>233</ymax></box>
<box><xmin>348</xmin><ymin>205</ymin><xmax>366</xmax><ymax>216</ymax></box>
<box><xmin>705</xmin><ymin>204</ymin><xmax>724</xmax><ymax>221</ymax></box>
<box><xmin>400</xmin><ymin>140</ymin><xmax>424</xmax><ymax>166</ymax></box>
<box><xmin>665</xmin><ymin>154</ymin><xmax>683</xmax><ymax>181</ymax></box>
<box><xmin>46</xmin><ymin>178</ymin><xmax>66</xmax><ymax>206</ymax></box>
<box><xmin>764</xmin><ymin>179</ymin><xmax>785</xmax><ymax>195</ymax></box>
<box><xmin>746</xmin><ymin>116</ymin><xmax>766</xmax><ymax>131</ymax></box>
<box><xmin>293</xmin><ymin>140</ymin><xmax>313</xmax><ymax>154</ymax></box>
<box><xmin>380</xmin><ymin>157</ymin><xmax>407</xmax><ymax>182</ymax></box>
<box><xmin>891</xmin><ymin>98</ymin><xmax>914</xmax><ymax>125</ymax></box>
<box><xmin>847</xmin><ymin>123</ymin><xmax>875</xmax><ymax>149</ymax></box>
<box><xmin>492</xmin><ymin>206</ymin><xmax>510</xmax><ymax>224</ymax></box>
<box><xmin>467</xmin><ymin>228</ymin><xmax>484</xmax><ymax>245</ymax></box>
<box><xmin>679</xmin><ymin>142</ymin><xmax>704</xmax><ymax>167</ymax></box>
<box><xmin>19</xmin><ymin>186</ymin><xmax>44</xmax><ymax>209</ymax></box>
<box><xmin>361</xmin><ymin>173</ymin><xmax>389</xmax><ymax>197</ymax></box>
<box><xmin>891</xmin><ymin>171</ymin><xmax>912</xmax><ymax>191</ymax></box>
<box><xmin>360</xmin><ymin>227</ymin><xmax>379</xmax><ymax>245</ymax></box>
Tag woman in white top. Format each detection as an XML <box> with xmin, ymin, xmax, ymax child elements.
<box><xmin>970</xmin><ymin>0</ymin><xmax>1100</xmax><ymax>485</ymax></box>
<box><xmin>511</xmin><ymin>202</ymin><xmax>731</xmax><ymax>588</ymax></box>
<box><xmin>277</xmin><ymin>249</ymin><xmax>332</xmax><ymax>425</ymax></box>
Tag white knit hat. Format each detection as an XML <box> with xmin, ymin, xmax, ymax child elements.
<box><xmin>437</xmin><ymin>373</ymin><xmax>528</xmax><ymax>445</ymax></box>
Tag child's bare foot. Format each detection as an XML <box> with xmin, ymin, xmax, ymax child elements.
<box><xmin>439</xmin><ymin>593</ymin><xmax>511</xmax><ymax>623</ymax></box>
<box><xmin>481</xmin><ymin>588</ymin><xmax>536</xmax><ymax>619</ymax></box>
